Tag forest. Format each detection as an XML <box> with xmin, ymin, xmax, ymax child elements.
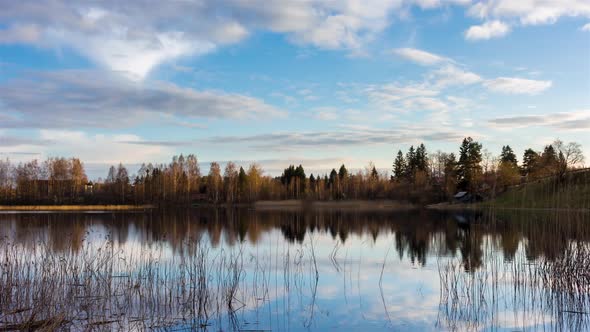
<box><xmin>0</xmin><ymin>137</ymin><xmax>584</xmax><ymax>206</ymax></box>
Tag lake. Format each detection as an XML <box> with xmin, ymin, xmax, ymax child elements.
<box><xmin>1</xmin><ymin>208</ymin><xmax>589</xmax><ymax>331</ymax></box>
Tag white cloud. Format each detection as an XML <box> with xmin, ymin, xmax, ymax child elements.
<box><xmin>0</xmin><ymin>1</ymin><xmax>415</xmax><ymax>78</ymax></box>
<box><xmin>582</xmin><ymin>23</ymin><xmax>590</xmax><ymax>31</ymax></box>
<box><xmin>483</xmin><ymin>77</ymin><xmax>552</xmax><ymax>95</ymax></box>
<box><xmin>468</xmin><ymin>1</ymin><xmax>590</xmax><ymax>26</ymax></box>
<box><xmin>465</xmin><ymin>20</ymin><xmax>510</xmax><ymax>40</ymax></box>
<box><xmin>0</xmin><ymin>0</ymin><xmax>586</xmax><ymax>77</ymax></box>
<box><xmin>51</xmin><ymin>30</ymin><xmax>215</xmax><ymax>80</ymax></box>
<box><xmin>392</xmin><ymin>48</ymin><xmax>450</xmax><ymax>66</ymax></box>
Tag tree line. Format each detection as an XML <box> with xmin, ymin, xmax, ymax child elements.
<box><xmin>0</xmin><ymin>138</ymin><xmax>584</xmax><ymax>205</ymax></box>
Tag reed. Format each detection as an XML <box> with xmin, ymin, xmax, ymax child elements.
<box><xmin>0</xmin><ymin>234</ymin><xmax>320</xmax><ymax>330</ymax></box>
<box><xmin>437</xmin><ymin>239</ymin><xmax>590</xmax><ymax>331</ymax></box>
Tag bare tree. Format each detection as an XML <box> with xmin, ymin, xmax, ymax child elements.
<box><xmin>224</xmin><ymin>162</ymin><xmax>239</xmax><ymax>202</ymax></box>
<box><xmin>0</xmin><ymin>158</ymin><xmax>11</xmax><ymax>201</ymax></box>
<box><xmin>553</xmin><ymin>139</ymin><xmax>585</xmax><ymax>177</ymax></box>
<box><xmin>207</xmin><ymin>162</ymin><xmax>222</xmax><ymax>203</ymax></box>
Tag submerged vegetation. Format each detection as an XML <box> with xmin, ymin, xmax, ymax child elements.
<box><xmin>0</xmin><ymin>138</ymin><xmax>584</xmax><ymax>207</ymax></box>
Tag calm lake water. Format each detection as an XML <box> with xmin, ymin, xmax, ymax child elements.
<box><xmin>1</xmin><ymin>208</ymin><xmax>589</xmax><ymax>331</ymax></box>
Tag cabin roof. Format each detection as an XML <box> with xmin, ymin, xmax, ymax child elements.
<box><xmin>454</xmin><ymin>191</ymin><xmax>468</xmax><ymax>198</ymax></box>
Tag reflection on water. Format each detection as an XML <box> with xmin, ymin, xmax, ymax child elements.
<box><xmin>0</xmin><ymin>208</ymin><xmax>589</xmax><ymax>331</ymax></box>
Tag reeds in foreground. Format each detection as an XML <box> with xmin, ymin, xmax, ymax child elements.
<box><xmin>0</xmin><ymin>235</ymin><xmax>320</xmax><ymax>331</ymax></box>
<box><xmin>438</xmin><ymin>240</ymin><xmax>590</xmax><ymax>331</ymax></box>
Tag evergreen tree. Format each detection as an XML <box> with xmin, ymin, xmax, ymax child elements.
<box><xmin>329</xmin><ymin>168</ymin><xmax>338</xmax><ymax>185</ymax></box>
<box><xmin>498</xmin><ymin>145</ymin><xmax>519</xmax><ymax>188</ymax></box>
<box><xmin>393</xmin><ymin>150</ymin><xmax>406</xmax><ymax>182</ymax></box>
<box><xmin>106</xmin><ymin>166</ymin><xmax>116</xmax><ymax>184</ymax></box>
<box><xmin>500</xmin><ymin>145</ymin><xmax>518</xmax><ymax>167</ymax></box>
<box><xmin>540</xmin><ymin>145</ymin><xmax>559</xmax><ymax>176</ymax></box>
<box><xmin>457</xmin><ymin>137</ymin><xmax>483</xmax><ymax>192</ymax></box>
<box><xmin>309</xmin><ymin>174</ymin><xmax>316</xmax><ymax>193</ymax></box>
<box><xmin>238</xmin><ymin>166</ymin><xmax>248</xmax><ymax>201</ymax></box>
<box><xmin>338</xmin><ymin>164</ymin><xmax>348</xmax><ymax>180</ymax></box>
<box><xmin>295</xmin><ymin>164</ymin><xmax>306</xmax><ymax>193</ymax></box>
<box><xmin>405</xmin><ymin>145</ymin><xmax>416</xmax><ymax>181</ymax></box>
<box><xmin>521</xmin><ymin>148</ymin><xmax>540</xmax><ymax>176</ymax></box>
<box><xmin>415</xmin><ymin>143</ymin><xmax>428</xmax><ymax>172</ymax></box>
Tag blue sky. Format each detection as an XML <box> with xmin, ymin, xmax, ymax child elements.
<box><xmin>0</xmin><ymin>1</ymin><xmax>589</xmax><ymax>178</ymax></box>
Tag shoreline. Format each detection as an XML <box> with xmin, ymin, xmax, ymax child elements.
<box><xmin>426</xmin><ymin>202</ymin><xmax>590</xmax><ymax>213</ymax></box>
<box><xmin>1</xmin><ymin>201</ymin><xmax>587</xmax><ymax>213</ymax></box>
<box><xmin>0</xmin><ymin>205</ymin><xmax>155</xmax><ymax>212</ymax></box>
<box><xmin>252</xmin><ymin>199</ymin><xmax>417</xmax><ymax>211</ymax></box>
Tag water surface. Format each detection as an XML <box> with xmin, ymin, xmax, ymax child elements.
<box><xmin>1</xmin><ymin>208</ymin><xmax>589</xmax><ymax>331</ymax></box>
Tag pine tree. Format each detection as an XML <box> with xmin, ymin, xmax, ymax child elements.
<box><xmin>416</xmin><ymin>143</ymin><xmax>428</xmax><ymax>172</ymax></box>
<box><xmin>498</xmin><ymin>145</ymin><xmax>519</xmax><ymax>188</ymax></box>
<box><xmin>405</xmin><ymin>145</ymin><xmax>416</xmax><ymax>181</ymax></box>
<box><xmin>500</xmin><ymin>145</ymin><xmax>518</xmax><ymax>167</ymax></box>
<box><xmin>393</xmin><ymin>150</ymin><xmax>406</xmax><ymax>182</ymax></box>
<box><xmin>521</xmin><ymin>148</ymin><xmax>539</xmax><ymax>176</ymax></box>
<box><xmin>238</xmin><ymin>166</ymin><xmax>248</xmax><ymax>201</ymax></box>
<box><xmin>540</xmin><ymin>145</ymin><xmax>559</xmax><ymax>176</ymax></box>
<box><xmin>457</xmin><ymin>137</ymin><xmax>483</xmax><ymax>192</ymax></box>
<box><xmin>329</xmin><ymin>168</ymin><xmax>338</xmax><ymax>185</ymax></box>
<box><xmin>338</xmin><ymin>164</ymin><xmax>348</xmax><ymax>180</ymax></box>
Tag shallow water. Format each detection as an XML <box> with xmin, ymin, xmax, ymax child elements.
<box><xmin>0</xmin><ymin>208</ymin><xmax>589</xmax><ymax>331</ymax></box>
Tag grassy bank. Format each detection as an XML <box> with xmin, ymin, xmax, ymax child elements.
<box><xmin>0</xmin><ymin>204</ymin><xmax>155</xmax><ymax>211</ymax></box>
<box><xmin>486</xmin><ymin>170</ymin><xmax>590</xmax><ymax>210</ymax></box>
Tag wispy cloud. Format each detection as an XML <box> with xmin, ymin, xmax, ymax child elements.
<box><xmin>392</xmin><ymin>48</ymin><xmax>450</xmax><ymax>66</ymax></box>
<box><xmin>488</xmin><ymin>111</ymin><xmax>590</xmax><ymax>130</ymax></box>
<box><xmin>429</xmin><ymin>64</ymin><xmax>482</xmax><ymax>87</ymax></box>
<box><xmin>118</xmin><ymin>126</ymin><xmax>468</xmax><ymax>152</ymax></box>
<box><xmin>39</xmin><ymin>130</ymin><xmax>172</xmax><ymax>164</ymax></box>
<box><xmin>0</xmin><ymin>135</ymin><xmax>51</xmax><ymax>147</ymax></box>
<box><xmin>204</xmin><ymin>127</ymin><xmax>467</xmax><ymax>151</ymax></box>
<box><xmin>483</xmin><ymin>77</ymin><xmax>552</xmax><ymax>95</ymax></box>
<box><xmin>0</xmin><ymin>70</ymin><xmax>285</xmax><ymax>129</ymax></box>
